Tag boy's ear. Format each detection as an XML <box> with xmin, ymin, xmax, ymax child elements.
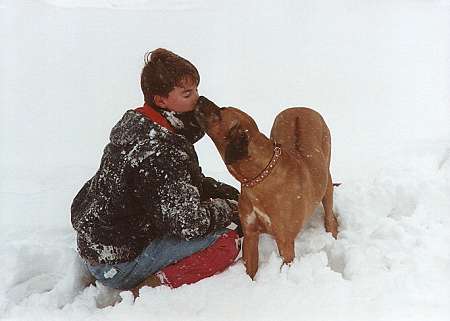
<box><xmin>154</xmin><ymin>95</ymin><xmax>167</xmax><ymax>108</ymax></box>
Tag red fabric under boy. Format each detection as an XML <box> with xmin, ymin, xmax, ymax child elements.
<box><xmin>156</xmin><ymin>230</ymin><xmax>240</xmax><ymax>288</ymax></box>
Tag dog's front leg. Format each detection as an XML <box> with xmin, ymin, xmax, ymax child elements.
<box><xmin>239</xmin><ymin>193</ymin><xmax>259</xmax><ymax>280</ymax></box>
<box><xmin>243</xmin><ymin>231</ymin><xmax>259</xmax><ymax>279</ymax></box>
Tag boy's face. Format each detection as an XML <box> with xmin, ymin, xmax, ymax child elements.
<box><xmin>155</xmin><ymin>77</ymin><xmax>199</xmax><ymax>113</ymax></box>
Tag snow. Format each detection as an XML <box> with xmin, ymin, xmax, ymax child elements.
<box><xmin>1</xmin><ymin>0</ymin><xmax>450</xmax><ymax>320</ymax></box>
<box><xmin>104</xmin><ymin>268</ymin><xmax>118</xmax><ymax>279</ymax></box>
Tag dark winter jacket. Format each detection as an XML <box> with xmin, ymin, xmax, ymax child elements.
<box><xmin>71</xmin><ymin>106</ymin><xmax>239</xmax><ymax>265</ymax></box>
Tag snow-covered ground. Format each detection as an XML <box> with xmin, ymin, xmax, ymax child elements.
<box><xmin>1</xmin><ymin>1</ymin><xmax>449</xmax><ymax>320</ymax></box>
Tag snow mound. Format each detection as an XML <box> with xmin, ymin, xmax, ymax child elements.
<box><xmin>1</xmin><ymin>142</ymin><xmax>449</xmax><ymax>321</ymax></box>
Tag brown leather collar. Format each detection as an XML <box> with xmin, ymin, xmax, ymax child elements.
<box><xmin>228</xmin><ymin>144</ymin><xmax>282</xmax><ymax>188</ymax></box>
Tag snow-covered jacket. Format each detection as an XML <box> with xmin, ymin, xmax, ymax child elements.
<box><xmin>71</xmin><ymin>107</ymin><xmax>239</xmax><ymax>265</ymax></box>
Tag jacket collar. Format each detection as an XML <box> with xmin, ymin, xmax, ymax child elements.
<box><xmin>136</xmin><ymin>103</ymin><xmax>205</xmax><ymax>144</ymax></box>
<box><xmin>135</xmin><ymin>103</ymin><xmax>175</xmax><ymax>133</ymax></box>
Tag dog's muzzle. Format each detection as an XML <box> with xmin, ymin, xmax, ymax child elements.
<box><xmin>194</xmin><ymin>96</ymin><xmax>221</xmax><ymax>130</ymax></box>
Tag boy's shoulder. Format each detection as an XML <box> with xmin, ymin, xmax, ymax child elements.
<box><xmin>107</xmin><ymin>109</ymin><xmax>196</xmax><ymax>167</ymax></box>
<box><xmin>109</xmin><ymin>109</ymin><xmax>173</xmax><ymax>147</ymax></box>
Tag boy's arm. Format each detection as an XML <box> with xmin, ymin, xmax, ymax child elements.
<box><xmin>200</xmin><ymin>175</ymin><xmax>240</xmax><ymax>201</ymax></box>
<box><xmin>137</xmin><ymin>148</ymin><xmax>236</xmax><ymax>240</ymax></box>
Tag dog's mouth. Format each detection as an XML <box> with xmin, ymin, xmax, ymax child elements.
<box><xmin>194</xmin><ymin>96</ymin><xmax>221</xmax><ymax>131</ymax></box>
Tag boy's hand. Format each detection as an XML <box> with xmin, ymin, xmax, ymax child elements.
<box><xmin>202</xmin><ymin>177</ymin><xmax>239</xmax><ymax>201</ymax></box>
<box><xmin>225</xmin><ymin>199</ymin><xmax>243</xmax><ymax>237</ymax></box>
<box><xmin>219</xmin><ymin>184</ymin><xmax>240</xmax><ymax>201</ymax></box>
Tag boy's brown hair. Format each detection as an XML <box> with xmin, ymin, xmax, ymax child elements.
<box><xmin>141</xmin><ymin>48</ymin><xmax>200</xmax><ymax>106</ymax></box>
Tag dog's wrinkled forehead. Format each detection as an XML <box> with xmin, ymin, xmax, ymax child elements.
<box><xmin>221</xmin><ymin>107</ymin><xmax>259</xmax><ymax>131</ymax></box>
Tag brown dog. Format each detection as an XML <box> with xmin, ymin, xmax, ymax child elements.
<box><xmin>194</xmin><ymin>96</ymin><xmax>338</xmax><ymax>279</ymax></box>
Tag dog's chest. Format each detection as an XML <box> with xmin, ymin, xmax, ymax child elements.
<box><xmin>246</xmin><ymin>206</ymin><xmax>273</xmax><ymax>233</ymax></box>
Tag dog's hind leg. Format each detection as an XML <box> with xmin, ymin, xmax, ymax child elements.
<box><xmin>322</xmin><ymin>171</ymin><xmax>338</xmax><ymax>238</ymax></box>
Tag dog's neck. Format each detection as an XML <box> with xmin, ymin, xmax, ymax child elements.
<box><xmin>228</xmin><ymin>134</ymin><xmax>276</xmax><ymax>186</ymax></box>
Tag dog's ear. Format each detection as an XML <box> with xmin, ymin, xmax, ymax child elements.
<box><xmin>224</xmin><ymin>123</ymin><xmax>249</xmax><ymax>165</ymax></box>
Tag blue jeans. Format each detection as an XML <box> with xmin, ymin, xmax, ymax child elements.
<box><xmin>85</xmin><ymin>228</ymin><xmax>228</xmax><ymax>290</ymax></box>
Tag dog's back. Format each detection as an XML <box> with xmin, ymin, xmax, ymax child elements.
<box><xmin>270</xmin><ymin>107</ymin><xmax>331</xmax><ymax>202</ymax></box>
<box><xmin>270</xmin><ymin>107</ymin><xmax>331</xmax><ymax>165</ymax></box>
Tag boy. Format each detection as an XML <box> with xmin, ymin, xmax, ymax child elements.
<box><xmin>71</xmin><ymin>48</ymin><xmax>241</xmax><ymax>297</ymax></box>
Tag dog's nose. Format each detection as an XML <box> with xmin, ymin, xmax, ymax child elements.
<box><xmin>195</xmin><ymin>96</ymin><xmax>217</xmax><ymax>112</ymax></box>
<box><xmin>194</xmin><ymin>96</ymin><xmax>221</xmax><ymax>125</ymax></box>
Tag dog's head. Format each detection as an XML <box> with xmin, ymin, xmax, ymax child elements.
<box><xmin>194</xmin><ymin>96</ymin><xmax>260</xmax><ymax>165</ymax></box>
